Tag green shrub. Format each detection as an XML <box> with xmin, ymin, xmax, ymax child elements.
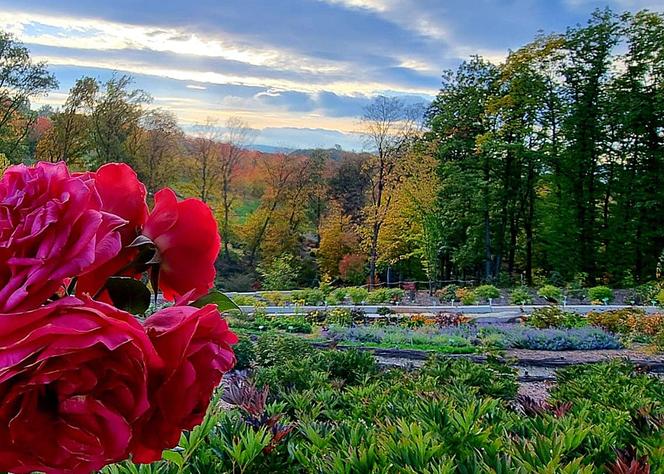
<box><xmin>510</xmin><ymin>287</ymin><xmax>532</xmax><ymax>305</ymax></box>
<box><xmin>305</xmin><ymin>310</ymin><xmax>328</xmax><ymax>324</ymax></box>
<box><xmin>326</xmin><ymin>288</ymin><xmax>348</xmax><ymax>305</ymax></box>
<box><xmin>474</xmin><ymin>284</ymin><xmax>500</xmax><ymax>301</ymax></box>
<box><xmin>525</xmin><ymin>306</ymin><xmax>585</xmax><ymax>329</ymax></box>
<box><xmin>313</xmin><ymin>349</ymin><xmax>377</xmax><ymax>385</ymax></box>
<box><xmin>232</xmin><ymin>294</ymin><xmax>261</xmax><ymax>306</ymax></box>
<box><xmin>257</xmin><ymin>254</ymin><xmax>299</xmax><ymax>290</ymax></box>
<box><xmin>268</xmin><ymin>315</ymin><xmax>312</xmax><ymax>333</ymax></box>
<box><xmin>233</xmin><ymin>336</ymin><xmax>255</xmax><ymax>370</ymax></box>
<box><xmin>366</xmin><ymin>288</ymin><xmax>390</xmax><ymax>304</ymax></box>
<box><xmin>587</xmin><ymin>285</ymin><xmax>613</xmax><ymax>303</ymax></box>
<box><xmin>260</xmin><ymin>291</ymin><xmax>289</xmax><ymax>306</ymax></box>
<box><xmin>327</xmin><ymin>308</ymin><xmax>354</xmax><ymax>326</ymax></box>
<box><xmin>254</xmin><ymin>332</ymin><xmax>314</xmax><ymax>367</ymax></box>
<box><xmin>537</xmin><ymin>285</ymin><xmax>563</xmax><ymax>303</ymax></box>
<box><xmin>347</xmin><ymin>287</ymin><xmax>369</xmax><ymax>304</ymax></box>
<box><xmin>420</xmin><ymin>356</ymin><xmax>518</xmax><ymax>399</ymax></box>
<box><xmin>291</xmin><ymin>288</ymin><xmax>325</xmax><ymax>305</ymax></box>
<box><xmin>656</xmin><ymin>289</ymin><xmax>664</xmax><ymax>307</ymax></box>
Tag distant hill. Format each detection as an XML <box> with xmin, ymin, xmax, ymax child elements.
<box><xmin>247</xmin><ymin>144</ymin><xmax>294</xmax><ymax>154</ymax></box>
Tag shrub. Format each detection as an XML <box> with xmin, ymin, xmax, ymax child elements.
<box><xmin>260</xmin><ymin>291</ymin><xmax>289</xmax><ymax>306</ymax></box>
<box><xmin>656</xmin><ymin>289</ymin><xmax>664</xmax><ymax>307</ymax></box>
<box><xmin>347</xmin><ymin>287</ymin><xmax>369</xmax><ymax>304</ymax></box>
<box><xmin>327</xmin><ymin>308</ymin><xmax>354</xmax><ymax>326</ymax></box>
<box><xmin>376</xmin><ymin>306</ymin><xmax>393</xmax><ymax>316</ymax></box>
<box><xmin>434</xmin><ymin>312</ymin><xmax>465</xmax><ymax>327</ymax></box>
<box><xmin>305</xmin><ymin>310</ymin><xmax>328</xmax><ymax>324</ymax></box>
<box><xmin>455</xmin><ymin>287</ymin><xmax>477</xmax><ymax>305</ymax></box>
<box><xmin>526</xmin><ymin>306</ymin><xmax>585</xmax><ymax>329</ymax></box>
<box><xmin>257</xmin><ymin>254</ymin><xmax>300</xmax><ymax>290</ymax></box>
<box><xmin>339</xmin><ymin>254</ymin><xmax>366</xmax><ymax>285</ymax></box>
<box><xmin>254</xmin><ymin>333</ymin><xmax>314</xmax><ymax>367</ymax></box>
<box><xmin>510</xmin><ymin>287</ymin><xmax>533</xmax><ymax>304</ymax></box>
<box><xmin>233</xmin><ymin>336</ymin><xmax>256</xmax><ymax>370</ymax></box>
<box><xmin>537</xmin><ymin>285</ymin><xmax>563</xmax><ymax>303</ymax></box>
<box><xmin>436</xmin><ymin>284</ymin><xmax>458</xmax><ymax>303</ymax></box>
<box><xmin>268</xmin><ymin>315</ymin><xmax>312</xmax><ymax>334</ymax></box>
<box><xmin>587</xmin><ymin>285</ymin><xmax>613</xmax><ymax>303</ymax></box>
<box><xmin>313</xmin><ymin>349</ymin><xmax>377</xmax><ymax>385</ymax></box>
<box><xmin>588</xmin><ymin>308</ymin><xmax>644</xmax><ymax>334</ymax></box>
<box><xmin>326</xmin><ymin>288</ymin><xmax>347</xmax><ymax>305</ymax></box>
<box><xmin>474</xmin><ymin>284</ymin><xmax>500</xmax><ymax>301</ymax></box>
<box><xmin>366</xmin><ymin>288</ymin><xmax>390</xmax><ymax>304</ymax></box>
<box><xmin>291</xmin><ymin>288</ymin><xmax>325</xmax><ymax>305</ymax></box>
<box><xmin>420</xmin><ymin>356</ymin><xmax>518</xmax><ymax>399</ymax></box>
<box><xmin>232</xmin><ymin>294</ymin><xmax>261</xmax><ymax>306</ymax></box>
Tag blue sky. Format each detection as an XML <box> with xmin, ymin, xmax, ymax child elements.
<box><xmin>0</xmin><ymin>0</ymin><xmax>660</xmax><ymax>149</ymax></box>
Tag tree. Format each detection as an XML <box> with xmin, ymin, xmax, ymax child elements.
<box><xmin>0</xmin><ymin>31</ymin><xmax>57</xmax><ymax>162</ymax></box>
<box><xmin>218</xmin><ymin>117</ymin><xmax>255</xmax><ymax>258</ymax></box>
<box><xmin>186</xmin><ymin>118</ymin><xmax>222</xmax><ymax>204</ymax></box>
<box><xmin>90</xmin><ymin>75</ymin><xmax>151</xmax><ymax>166</ymax></box>
<box><xmin>134</xmin><ymin>109</ymin><xmax>183</xmax><ymax>198</ymax></box>
<box><xmin>36</xmin><ymin>77</ymin><xmax>97</xmax><ymax>165</ymax></box>
<box><xmin>360</xmin><ymin>96</ymin><xmax>421</xmax><ymax>288</ymax></box>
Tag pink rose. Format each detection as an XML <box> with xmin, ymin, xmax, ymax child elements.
<box><xmin>0</xmin><ymin>297</ymin><xmax>162</xmax><ymax>474</ymax></box>
<box><xmin>131</xmin><ymin>304</ymin><xmax>237</xmax><ymax>462</ymax></box>
<box><xmin>76</xmin><ymin>163</ymin><xmax>149</xmax><ymax>297</ymax></box>
<box><xmin>142</xmin><ymin>188</ymin><xmax>221</xmax><ymax>301</ymax></box>
<box><xmin>0</xmin><ymin>162</ymin><xmax>125</xmax><ymax>312</ymax></box>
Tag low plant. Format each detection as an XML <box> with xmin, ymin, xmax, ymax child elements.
<box><xmin>478</xmin><ymin>324</ymin><xmax>622</xmax><ymax>350</ymax></box>
<box><xmin>327</xmin><ymin>307</ymin><xmax>354</xmax><ymax>326</ymax></box>
<box><xmin>291</xmin><ymin>288</ymin><xmax>325</xmax><ymax>305</ymax></box>
<box><xmin>268</xmin><ymin>315</ymin><xmax>312</xmax><ymax>333</ymax></box>
<box><xmin>260</xmin><ymin>291</ymin><xmax>290</xmax><ymax>306</ymax></box>
<box><xmin>537</xmin><ymin>284</ymin><xmax>563</xmax><ymax>303</ymax></box>
<box><xmin>347</xmin><ymin>286</ymin><xmax>369</xmax><ymax>304</ymax></box>
<box><xmin>233</xmin><ymin>294</ymin><xmax>261</xmax><ymax>306</ymax></box>
<box><xmin>474</xmin><ymin>284</ymin><xmax>501</xmax><ymax>301</ymax></box>
<box><xmin>436</xmin><ymin>284</ymin><xmax>458</xmax><ymax>303</ymax></box>
<box><xmin>656</xmin><ymin>289</ymin><xmax>664</xmax><ymax>307</ymax></box>
<box><xmin>305</xmin><ymin>309</ymin><xmax>328</xmax><ymax>324</ymax></box>
<box><xmin>526</xmin><ymin>306</ymin><xmax>585</xmax><ymax>329</ymax></box>
<box><xmin>455</xmin><ymin>287</ymin><xmax>477</xmax><ymax>305</ymax></box>
<box><xmin>510</xmin><ymin>286</ymin><xmax>533</xmax><ymax>305</ymax></box>
<box><xmin>233</xmin><ymin>335</ymin><xmax>256</xmax><ymax>370</ymax></box>
<box><xmin>587</xmin><ymin>285</ymin><xmax>614</xmax><ymax>303</ymax></box>
<box><xmin>326</xmin><ymin>288</ymin><xmax>348</xmax><ymax>305</ymax></box>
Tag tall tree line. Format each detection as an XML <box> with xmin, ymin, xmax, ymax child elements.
<box><xmin>426</xmin><ymin>9</ymin><xmax>664</xmax><ymax>286</ymax></box>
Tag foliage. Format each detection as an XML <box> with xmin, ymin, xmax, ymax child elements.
<box><xmin>338</xmin><ymin>254</ymin><xmax>366</xmax><ymax>285</ymax></box>
<box><xmin>260</xmin><ymin>291</ymin><xmax>290</xmax><ymax>306</ymax></box>
<box><xmin>346</xmin><ymin>286</ymin><xmax>369</xmax><ymax>304</ymax></box>
<box><xmin>510</xmin><ymin>287</ymin><xmax>533</xmax><ymax>305</ymax></box>
<box><xmin>538</xmin><ymin>285</ymin><xmax>564</xmax><ymax>303</ymax></box>
<box><xmin>366</xmin><ymin>287</ymin><xmax>405</xmax><ymax>304</ymax></box>
<box><xmin>479</xmin><ymin>325</ymin><xmax>622</xmax><ymax>351</ymax></box>
<box><xmin>455</xmin><ymin>287</ymin><xmax>477</xmax><ymax>305</ymax></box>
<box><xmin>526</xmin><ymin>307</ymin><xmax>586</xmax><ymax>329</ymax></box>
<box><xmin>436</xmin><ymin>284</ymin><xmax>458</xmax><ymax>303</ymax></box>
<box><xmin>291</xmin><ymin>288</ymin><xmax>325</xmax><ymax>305</ymax></box>
<box><xmin>257</xmin><ymin>254</ymin><xmax>300</xmax><ymax>290</ymax></box>
<box><xmin>587</xmin><ymin>286</ymin><xmax>614</xmax><ymax>303</ymax></box>
<box><xmin>233</xmin><ymin>336</ymin><xmax>256</xmax><ymax>370</ymax></box>
<box><xmin>326</xmin><ymin>288</ymin><xmax>348</xmax><ymax>305</ymax></box>
<box><xmin>474</xmin><ymin>284</ymin><xmax>501</xmax><ymax>301</ymax></box>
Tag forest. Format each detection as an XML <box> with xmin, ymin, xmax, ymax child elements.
<box><xmin>1</xmin><ymin>7</ymin><xmax>663</xmax><ymax>291</ymax></box>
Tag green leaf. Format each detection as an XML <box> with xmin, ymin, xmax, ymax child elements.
<box><xmin>191</xmin><ymin>289</ymin><xmax>241</xmax><ymax>313</ymax></box>
<box><xmin>105</xmin><ymin>277</ymin><xmax>152</xmax><ymax>315</ymax></box>
<box><xmin>161</xmin><ymin>450</ymin><xmax>184</xmax><ymax>467</ymax></box>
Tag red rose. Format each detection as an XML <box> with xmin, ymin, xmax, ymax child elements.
<box><xmin>131</xmin><ymin>304</ymin><xmax>237</xmax><ymax>462</ymax></box>
<box><xmin>0</xmin><ymin>162</ymin><xmax>125</xmax><ymax>312</ymax></box>
<box><xmin>142</xmin><ymin>188</ymin><xmax>221</xmax><ymax>301</ymax></box>
<box><xmin>76</xmin><ymin>163</ymin><xmax>149</xmax><ymax>297</ymax></box>
<box><xmin>0</xmin><ymin>297</ymin><xmax>162</xmax><ymax>474</ymax></box>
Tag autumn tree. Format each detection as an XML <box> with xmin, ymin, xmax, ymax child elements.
<box><xmin>0</xmin><ymin>31</ymin><xmax>57</xmax><ymax>162</ymax></box>
<box><xmin>185</xmin><ymin>118</ymin><xmax>222</xmax><ymax>204</ymax></box>
<box><xmin>360</xmin><ymin>96</ymin><xmax>421</xmax><ymax>288</ymax></box>
<box><xmin>218</xmin><ymin>117</ymin><xmax>255</xmax><ymax>258</ymax></box>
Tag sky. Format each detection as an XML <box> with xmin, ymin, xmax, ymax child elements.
<box><xmin>0</xmin><ymin>0</ymin><xmax>661</xmax><ymax>150</ymax></box>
